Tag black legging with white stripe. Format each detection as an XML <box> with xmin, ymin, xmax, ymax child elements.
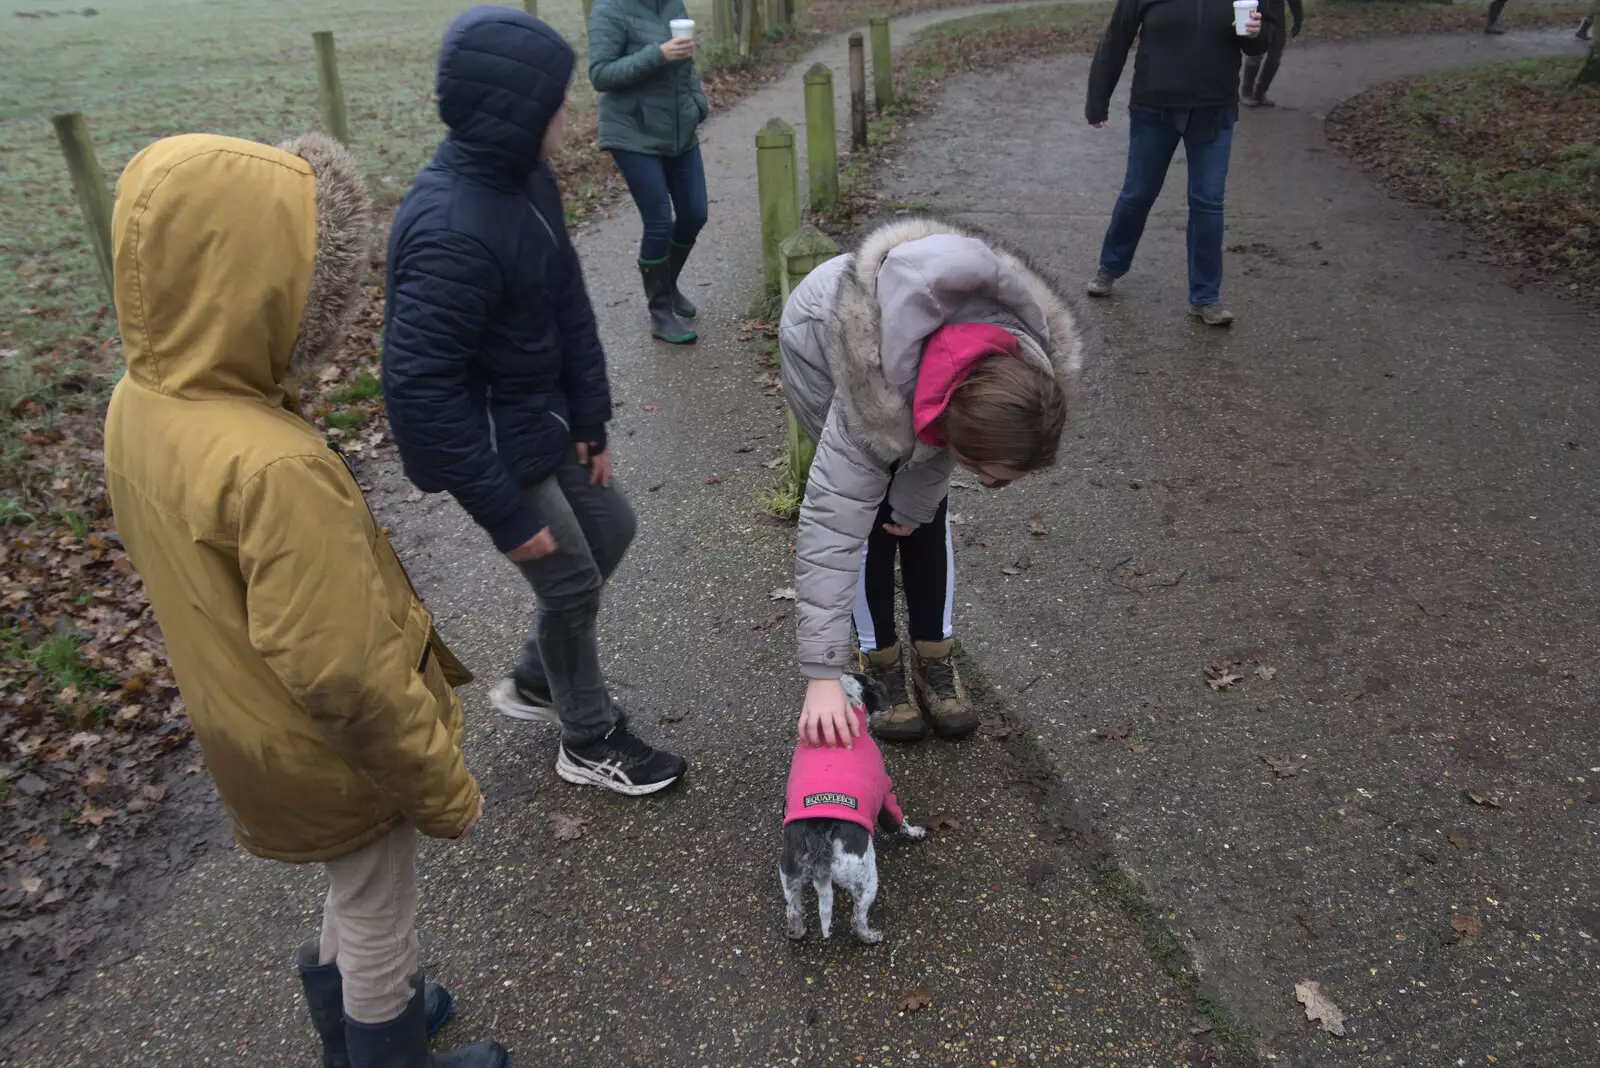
<box><xmin>853</xmin><ymin>494</ymin><xmax>954</xmax><ymax>652</ymax></box>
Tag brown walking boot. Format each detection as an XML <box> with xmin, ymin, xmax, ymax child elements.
<box><xmin>909</xmin><ymin>639</ymin><xmax>979</xmax><ymax>738</ymax></box>
<box><xmin>860</xmin><ymin>644</ymin><xmax>928</xmax><ymax>743</ymax></box>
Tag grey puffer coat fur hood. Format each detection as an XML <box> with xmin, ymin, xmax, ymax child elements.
<box><xmin>778</xmin><ymin>218</ymin><xmax>1082</xmax><ymax>679</ymax></box>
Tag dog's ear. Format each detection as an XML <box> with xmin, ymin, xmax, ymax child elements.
<box><xmin>843</xmin><ymin>671</ymin><xmax>886</xmax><ymax>713</ymax></box>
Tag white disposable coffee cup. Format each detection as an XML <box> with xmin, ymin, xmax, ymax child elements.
<box><xmin>670</xmin><ymin>17</ymin><xmax>695</xmax><ymax>38</ymax></box>
<box><xmin>1232</xmin><ymin>0</ymin><xmax>1258</xmax><ymax>35</ymax></box>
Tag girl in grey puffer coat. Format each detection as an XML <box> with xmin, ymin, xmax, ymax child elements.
<box><xmin>780</xmin><ymin>219</ymin><xmax>1082</xmax><ymax>750</ymax></box>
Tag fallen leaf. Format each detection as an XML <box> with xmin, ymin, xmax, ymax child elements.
<box><xmin>1464</xmin><ymin>790</ymin><xmax>1503</xmax><ymax>809</ymax></box>
<box><xmin>1294</xmin><ymin>980</ymin><xmax>1347</xmax><ymax>1037</ymax></box>
<box><xmin>1447</xmin><ymin>830</ymin><xmax>1471</xmax><ymax>849</ymax></box>
<box><xmin>1097</xmin><ymin>722</ymin><xmax>1132</xmax><ymax>741</ymax></box>
<box><xmin>1259</xmin><ymin>753</ymin><xmax>1305</xmax><ymax>779</ymax></box>
<box><xmin>769</xmin><ymin>587</ymin><xmax>797</xmax><ymax>601</ymax></box>
<box><xmin>659</xmin><ymin>709</ymin><xmax>688</xmax><ymax>724</ymax></box>
<box><xmin>1450</xmin><ymin>915</ymin><xmax>1483</xmax><ymax>937</ymax></box>
<box><xmin>762</xmin><ymin>456</ymin><xmax>785</xmax><ymax>469</ymax></box>
<box><xmin>20</xmin><ymin>877</ymin><xmax>43</xmax><ymax>894</ymax></box>
<box><xmin>317</xmin><ymin>363</ymin><xmax>343</xmax><ymax>383</ymax></box>
<box><xmin>549</xmin><ymin>813</ymin><xmax>591</xmax><ymax>841</ymax></box>
<box><xmin>735</xmin><ymin>444</ymin><xmax>755</xmax><ymax>453</ymax></box>
<box><xmin>1028</xmin><ymin>519</ymin><xmax>1049</xmax><ymax>537</ymax></box>
<box><xmin>1255</xmin><ymin>665</ymin><xmax>1279</xmax><ymax>681</ymax></box>
<box><xmin>704</xmin><ymin>475</ymin><xmax>724</xmax><ymax>485</ymax></box>
<box><xmin>641</xmin><ymin>403</ymin><xmax>659</xmax><ymax>412</ymax></box>
<box><xmin>897</xmin><ymin>988</ymin><xmax>933</xmax><ymax>1013</ymax></box>
<box><xmin>926</xmin><ymin>813</ymin><xmax>962</xmax><ymax>831</ymax></box>
<box><xmin>1001</xmin><ymin>565</ymin><xmax>1023</xmax><ymax>576</ymax></box>
<box><xmin>1205</xmin><ymin>663</ymin><xmax>1244</xmax><ymax>691</ymax></box>
<box><xmin>404</xmin><ymin>489</ymin><xmax>425</xmax><ymax>503</ymax></box>
<box><xmin>74</xmin><ymin>804</ymin><xmax>117</xmax><ymax>827</ymax></box>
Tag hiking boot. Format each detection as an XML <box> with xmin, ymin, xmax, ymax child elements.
<box><xmin>1252</xmin><ymin>93</ymin><xmax>1277</xmax><ymax>108</ymax></box>
<box><xmin>908</xmin><ymin>639</ymin><xmax>978</xmax><ymax>739</ymax></box>
<box><xmin>1085</xmin><ymin>269</ymin><xmax>1116</xmax><ymax>298</ymax></box>
<box><xmin>1577</xmin><ymin>14</ymin><xmax>1593</xmax><ymax>38</ymax></box>
<box><xmin>1484</xmin><ymin>21</ymin><xmax>1505</xmax><ymax>33</ymax></box>
<box><xmin>297</xmin><ymin>938</ymin><xmax>454</xmax><ymax>1067</ymax></box>
<box><xmin>1189</xmin><ymin>304</ymin><xmax>1235</xmax><ymax>327</ymax></box>
<box><xmin>345</xmin><ymin>974</ymin><xmax>507</xmax><ymax>1068</ymax></box>
<box><xmin>488</xmin><ymin>676</ymin><xmax>557</xmax><ymax>725</ymax></box>
<box><xmin>639</xmin><ymin>259</ymin><xmax>696</xmax><ymax>344</ymax></box>
<box><xmin>860</xmin><ymin>644</ymin><xmax>928</xmax><ymax>743</ymax></box>
<box><xmin>557</xmin><ymin>720</ymin><xmax>686</xmax><ymax>795</ymax></box>
<box><xmin>668</xmin><ymin>240</ymin><xmax>698</xmax><ymax>320</ymax></box>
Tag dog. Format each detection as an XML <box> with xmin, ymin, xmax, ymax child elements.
<box><xmin>780</xmin><ymin>674</ymin><xmax>926</xmax><ymax>944</ymax></box>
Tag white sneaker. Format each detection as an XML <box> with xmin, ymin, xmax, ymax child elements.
<box><xmin>488</xmin><ymin>677</ymin><xmax>559</xmax><ymax>724</ymax></box>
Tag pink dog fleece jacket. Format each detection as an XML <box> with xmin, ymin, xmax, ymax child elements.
<box><xmin>784</xmin><ymin>706</ymin><xmax>905</xmax><ymax>832</ymax></box>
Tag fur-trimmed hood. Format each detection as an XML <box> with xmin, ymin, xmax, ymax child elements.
<box><xmin>112</xmin><ymin>132</ymin><xmax>371</xmax><ymax>411</ymax></box>
<box><xmin>825</xmin><ymin>217</ymin><xmax>1082</xmax><ymax>462</ymax></box>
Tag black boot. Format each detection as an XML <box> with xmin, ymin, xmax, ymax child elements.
<box><xmin>667</xmin><ymin>240</ymin><xmax>697</xmax><ymax>320</ymax></box>
<box><xmin>345</xmin><ymin>973</ymin><xmax>509</xmax><ymax>1068</ymax></box>
<box><xmin>297</xmin><ymin>938</ymin><xmax>455</xmax><ymax>1067</ymax></box>
<box><xmin>639</xmin><ymin>259</ymin><xmax>696</xmax><ymax>345</ymax></box>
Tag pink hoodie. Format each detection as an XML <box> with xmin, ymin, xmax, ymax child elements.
<box><xmin>783</xmin><ymin>705</ymin><xmax>905</xmax><ymax>832</ymax></box>
<box><xmin>912</xmin><ymin>321</ymin><xmax>1022</xmax><ymax>448</ymax></box>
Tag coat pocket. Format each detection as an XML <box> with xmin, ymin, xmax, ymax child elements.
<box><xmin>403</xmin><ymin>600</ymin><xmax>463</xmax><ymax>719</ymax></box>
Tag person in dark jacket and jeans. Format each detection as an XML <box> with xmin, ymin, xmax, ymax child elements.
<box><xmin>589</xmin><ymin>0</ymin><xmax>711</xmax><ymax>345</ymax></box>
<box><xmin>1084</xmin><ymin>0</ymin><xmax>1275</xmax><ymax>326</ymax></box>
<box><xmin>384</xmin><ymin>7</ymin><xmax>687</xmax><ymax>797</ymax></box>
<box><xmin>1240</xmin><ymin>0</ymin><xmax>1302</xmax><ymax>107</ymax></box>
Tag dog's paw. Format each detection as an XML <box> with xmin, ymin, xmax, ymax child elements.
<box><xmin>786</xmin><ymin>916</ymin><xmax>807</xmax><ymax>941</ymax></box>
<box><xmin>902</xmin><ymin>824</ymin><xmax>927</xmax><ymax>841</ymax></box>
<box><xmin>853</xmin><ymin>926</ymin><xmax>885</xmax><ymax>945</ymax></box>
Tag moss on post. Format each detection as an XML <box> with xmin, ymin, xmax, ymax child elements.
<box><xmin>49</xmin><ymin>112</ymin><xmax>115</xmax><ymax>301</ymax></box>
<box><xmin>803</xmin><ymin>64</ymin><xmax>839</xmax><ymax>213</ymax></box>
<box><xmin>869</xmin><ymin>15</ymin><xmax>893</xmax><ymax>110</ymax></box>
<box><xmin>756</xmin><ymin>118</ymin><xmax>801</xmax><ymax>295</ymax></box>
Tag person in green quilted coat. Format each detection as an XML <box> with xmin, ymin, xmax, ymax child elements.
<box><xmin>589</xmin><ymin>0</ymin><xmax>710</xmax><ymax>344</ymax></box>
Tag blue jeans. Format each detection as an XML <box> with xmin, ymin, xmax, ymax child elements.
<box><xmin>1098</xmin><ymin>105</ymin><xmax>1235</xmax><ymax>307</ymax></box>
<box><xmin>611</xmin><ymin>144</ymin><xmax>709</xmax><ymax>262</ymax></box>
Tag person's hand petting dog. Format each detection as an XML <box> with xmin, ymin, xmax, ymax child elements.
<box><xmin>800</xmin><ymin>677</ymin><xmax>862</xmax><ymax>749</ymax></box>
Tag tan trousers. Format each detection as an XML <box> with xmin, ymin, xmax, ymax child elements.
<box><xmin>317</xmin><ymin>822</ymin><xmax>420</xmax><ymax>1024</ymax></box>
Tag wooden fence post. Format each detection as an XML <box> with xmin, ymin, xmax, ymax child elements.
<box><xmin>803</xmin><ymin>64</ymin><xmax>838</xmax><ymax>212</ymax></box>
<box><xmin>778</xmin><ymin>225</ymin><xmax>837</xmax><ymax>305</ymax></box>
<box><xmin>756</xmin><ymin>119</ymin><xmax>800</xmax><ymax>295</ymax></box>
<box><xmin>312</xmin><ymin>31</ymin><xmax>349</xmax><ymax>144</ymax></box>
<box><xmin>50</xmin><ymin>112</ymin><xmax>115</xmax><ymax>301</ymax></box>
<box><xmin>777</xmin><ymin>225</ymin><xmax>837</xmax><ymax>490</ymax></box>
<box><xmin>847</xmin><ymin>32</ymin><xmax>868</xmax><ymax>150</ymax></box>
<box><xmin>713</xmin><ymin>0</ymin><xmax>733</xmax><ymax>46</ymax></box>
<box><xmin>869</xmin><ymin>15</ymin><xmax>893</xmax><ymax>110</ymax></box>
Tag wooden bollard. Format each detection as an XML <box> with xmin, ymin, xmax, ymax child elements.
<box><xmin>756</xmin><ymin>119</ymin><xmax>800</xmax><ymax>295</ymax></box>
<box><xmin>778</xmin><ymin>226</ymin><xmax>837</xmax><ymax>488</ymax></box>
<box><xmin>847</xmin><ymin>32</ymin><xmax>868</xmax><ymax>150</ymax></box>
<box><xmin>742</xmin><ymin>0</ymin><xmax>764</xmax><ymax>57</ymax></box>
<box><xmin>50</xmin><ymin>112</ymin><xmax>115</xmax><ymax>301</ymax></box>
<box><xmin>803</xmin><ymin>64</ymin><xmax>838</xmax><ymax>212</ymax></box>
<box><xmin>312</xmin><ymin>31</ymin><xmax>349</xmax><ymax>144</ymax></box>
<box><xmin>869</xmin><ymin>15</ymin><xmax>893</xmax><ymax>110</ymax></box>
<box><xmin>778</xmin><ymin>225</ymin><xmax>838</xmax><ymax>305</ymax></box>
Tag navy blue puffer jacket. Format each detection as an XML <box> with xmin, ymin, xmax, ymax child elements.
<box><xmin>383</xmin><ymin>7</ymin><xmax>610</xmax><ymax>553</ymax></box>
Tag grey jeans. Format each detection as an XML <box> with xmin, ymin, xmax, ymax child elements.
<box><xmin>1241</xmin><ymin>0</ymin><xmax>1288</xmax><ymax>96</ymax></box>
<box><xmin>513</xmin><ymin>457</ymin><xmax>636</xmax><ymax>748</ymax></box>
